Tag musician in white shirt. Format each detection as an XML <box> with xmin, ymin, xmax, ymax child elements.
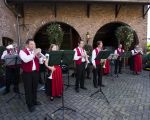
<box><xmin>114</xmin><ymin>44</ymin><xmax>124</xmax><ymax>74</ymax></box>
<box><xmin>73</xmin><ymin>40</ymin><xmax>89</xmax><ymax>93</ymax></box>
<box><xmin>91</xmin><ymin>41</ymin><xmax>105</xmax><ymax>88</ymax></box>
<box><xmin>19</xmin><ymin>39</ymin><xmax>41</xmax><ymax>112</ymax></box>
<box><xmin>1</xmin><ymin>44</ymin><xmax>20</xmax><ymax>95</ymax></box>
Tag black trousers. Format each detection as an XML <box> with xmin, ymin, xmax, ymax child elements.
<box><xmin>75</xmin><ymin>62</ymin><xmax>85</xmax><ymax>88</ymax></box>
<box><xmin>85</xmin><ymin>63</ymin><xmax>91</xmax><ymax>77</ymax></box>
<box><xmin>93</xmin><ymin>65</ymin><xmax>102</xmax><ymax>87</ymax></box>
<box><xmin>22</xmin><ymin>71</ymin><xmax>39</xmax><ymax>108</ymax></box>
<box><xmin>5</xmin><ymin>66</ymin><xmax>20</xmax><ymax>92</ymax></box>
<box><xmin>45</xmin><ymin>77</ymin><xmax>52</xmax><ymax>97</ymax></box>
<box><xmin>114</xmin><ymin>59</ymin><xmax>123</xmax><ymax>74</ymax></box>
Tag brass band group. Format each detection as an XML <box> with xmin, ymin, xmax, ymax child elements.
<box><xmin>1</xmin><ymin>39</ymin><xmax>143</xmax><ymax>112</ymax></box>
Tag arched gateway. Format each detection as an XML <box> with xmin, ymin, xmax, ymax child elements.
<box><xmin>93</xmin><ymin>22</ymin><xmax>139</xmax><ymax>50</ymax></box>
<box><xmin>34</xmin><ymin>22</ymin><xmax>81</xmax><ymax>51</ymax></box>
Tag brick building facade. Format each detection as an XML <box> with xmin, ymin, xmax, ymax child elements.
<box><xmin>0</xmin><ymin>0</ymin><xmax>150</xmax><ymax>49</ymax></box>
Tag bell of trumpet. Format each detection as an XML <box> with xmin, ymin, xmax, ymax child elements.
<box><xmin>101</xmin><ymin>59</ymin><xmax>106</xmax><ymax>68</ymax></box>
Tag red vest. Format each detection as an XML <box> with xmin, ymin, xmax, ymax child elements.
<box><xmin>75</xmin><ymin>48</ymin><xmax>82</xmax><ymax>65</ymax></box>
<box><xmin>117</xmin><ymin>48</ymin><xmax>124</xmax><ymax>56</ymax></box>
<box><xmin>95</xmin><ymin>48</ymin><xmax>100</xmax><ymax>65</ymax></box>
<box><xmin>21</xmin><ymin>48</ymin><xmax>39</xmax><ymax>72</ymax></box>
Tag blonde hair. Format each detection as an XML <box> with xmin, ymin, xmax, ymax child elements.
<box><xmin>48</xmin><ymin>44</ymin><xmax>59</xmax><ymax>51</ymax></box>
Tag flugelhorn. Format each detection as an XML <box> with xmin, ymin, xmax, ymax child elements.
<box><xmin>101</xmin><ymin>59</ymin><xmax>106</xmax><ymax>68</ymax></box>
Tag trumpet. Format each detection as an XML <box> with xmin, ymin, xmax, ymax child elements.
<box><xmin>137</xmin><ymin>48</ymin><xmax>143</xmax><ymax>54</ymax></box>
<box><xmin>101</xmin><ymin>59</ymin><xmax>106</xmax><ymax>68</ymax></box>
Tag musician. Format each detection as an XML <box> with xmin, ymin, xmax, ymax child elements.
<box><xmin>114</xmin><ymin>44</ymin><xmax>124</xmax><ymax>74</ymax></box>
<box><xmin>19</xmin><ymin>39</ymin><xmax>41</xmax><ymax>112</ymax></box>
<box><xmin>74</xmin><ymin>40</ymin><xmax>89</xmax><ymax>93</ymax></box>
<box><xmin>1</xmin><ymin>44</ymin><xmax>20</xmax><ymax>95</ymax></box>
<box><xmin>91</xmin><ymin>41</ymin><xmax>105</xmax><ymax>88</ymax></box>
<box><xmin>45</xmin><ymin>44</ymin><xmax>63</xmax><ymax>101</ymax></box>
<box><xmin>131</xmin><ymin>45</ymin><xmax>143</xmax><ymax>74</ymax></box>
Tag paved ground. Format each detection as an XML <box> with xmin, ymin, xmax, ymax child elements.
<box><xmin>0</xmin><ymin>68</ymin><xmax>150</xmax><ymax>120</ymax></box>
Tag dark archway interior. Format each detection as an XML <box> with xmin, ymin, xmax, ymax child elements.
<box><xmin>93</xmin><ymin>22</ymin><xmax>139</xmax><ymax>50</ymax></box>
<box><xmin>2</xmin><ymin>37</ymin><xmax>13</xmax><ymax>47</ymax></box>
<box><xmin>34</xmin><ymin>22</ymin><xmax>81</xmax><ymax>51</ymax></box>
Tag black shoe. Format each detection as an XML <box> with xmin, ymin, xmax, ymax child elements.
<box><xmin>34</xmin><ymin>101</ymin><xmax>41</xmax><ymax>105</ymax></box>
<box><xmin>3</xmin><ymin>90</ymin><xmax>10</xmax><ymax>95</ymax></box>
<box><xmin>75</xmin><ymin>88</ymin><xmax>79</xmax><ymax>93</ymax></box>
<box><xmin>13</xmin><ymin>88</ymin><xmax>19</xmax><ymax>93</ymax></box>
<box><xmin>100</xmin><ymin>84</ymin><xmax>105</xmax><ymax>87</ymax></box>
<box><xmin>50</xmin><ymin>97</ymin><xmax>54</xmax><ymax>101</ymax></box>
<box><xmin>80</xmin><ymin>87</ymin><xmax>87</xmax><ymax>90</ymax></box>
<box><xmin>94</xmin><ymin>85</ymin><xmax>98</xmax><ymax>88</ymax></box>
<box><xmin>119</xmin><ymin>72</ymin><xmax>122</xmax><ymax>74</ymax></box>
<box><xmin>86</xmin><ymin>76</ymin><xmax>91</xmax><ymax>79</ymax></box>
<box><xmin>28</xmin><ymin>106</ymin><xmax>35</xmax><ymax>112</ymax></box>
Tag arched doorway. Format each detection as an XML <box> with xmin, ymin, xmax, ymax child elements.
<box><xmin>34</xmin><ymin>22</ymin><xmax>81</xmax><ymax>51</ymax></box>
<box><xmin>93</xmin><ymin>22</ymin><xmax>139</xmax><ymax>50</ymax></box>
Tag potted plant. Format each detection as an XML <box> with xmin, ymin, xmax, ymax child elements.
<box><xmin>46</xmin><ymin>23</ymin><xmax>64</xmax><ymax>47</ymax></box>
<box><xmin>115</xmin><ymin>26</ymin><xmax>134</xmax><ymax>68</ymax></box>
<box><xmin>115</xmin><ymin>26</ymin><xmax>134</xmax><ymax>50</ymax></box>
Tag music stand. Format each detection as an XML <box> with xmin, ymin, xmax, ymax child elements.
<box><xmin>120</xmin><ymin>51</ymin><xmax>132</xmax><ymax>73</ymax></box>
<box><xmin>4</xmin><ymin>54</ymin><xmax>24</xmax><ymax>104</ymax></box>
<box><xmin>61</xmin><ymin>50</ymin><xmax>75</xmax><ymax>90</ymax></box>
<box><xmin>45</xmin><ymin>51</ymin><xmax>76</xmax><ymax>120</ymax></box>
<box><xmin>90</xmin><ymin>50</ymin><xmax>111</xmax><ymax>104</ymax></box>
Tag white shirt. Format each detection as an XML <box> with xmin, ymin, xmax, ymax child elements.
<box><xmin>131</xmin><ymin>49</ymin><xmax>143</xmax><ymax>56</ymax></box>
<box><xmin>1</xmin><ymin>50</ymin><xmax>8</xmax><ymax>59</ymax></box>
<box><xmin>114</xmin><ymin>48</ymin><xmax>124</xmax><ymax>55</ymax></box>
<box><xmin>91</xmin><ymin>48</ymin><xmax>100</xmax><ymax>66</ymax></box>
<box><xmin>74</xmin><ymin>47</ymin><xmax>87</xmax><ymax>62</ymax></box>
<box><xmin>19</xmin><ymin>48</ymin><xmax>36</xmax><ymax>71</ymax></box>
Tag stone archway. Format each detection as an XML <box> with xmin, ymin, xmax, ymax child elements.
<box><xmin>93</xmin><ymin>22</ymin><xmax>139</xmax><ymax>50</ymax></box>
<box><xmin>34</xmin><ymin>22</ymin><xmax>81</xmax><ymax>51</ymax></box>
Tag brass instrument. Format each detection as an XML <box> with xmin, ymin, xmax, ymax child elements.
<box><xmin>6</xmin><ymin>44</ymin><xmax>18</xmax><ymax>55</ymax></box>
<box><xmin>137</xmin><ymin>48</ymin><xmax>143</xmax><ymax>55</ymax></box>
<box><xmin>101</xmin><ymin>59</ymin><xmax>106</xmax><ymax>68</ymax></box>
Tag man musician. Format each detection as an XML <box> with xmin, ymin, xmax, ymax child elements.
<box><xmin>19</xmin><ymin>39</ymin><xmax>42</xmax><ymax>112</ymax></box>
<box><xmin>91</xmin><ymin>41</ymin><xmax>105</xmax><ymax>88</ymax></box>
<box><xmin>73</xmin><ymin>40</ymin><xmax>89</xmax><ymax>93</ymax></box>
<box><xmin>114</xmin><ymin>44</ymin><xmax>124</xmax><ymax>74</ymax></box>
<box><xmin>1</xmin><ymin>44</ymin><xmax>20</xmax><ymax>95</ymax></box>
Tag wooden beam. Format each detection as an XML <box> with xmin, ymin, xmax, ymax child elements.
<box><xmin>143</xmin><ymin>5</ymin><xmax>150</xmax><ymax>19</ymax></box>
<box><xmin>86</xmin><ymin>3</ymin><xmax>90</xmax><ymax>18</ymax></box>
<box><xmin>115</xmin><ymin>4</ymin><xmax>121</xmax><ymax>18</ymax></box>
<box><xmin>54</xmin><ymin>3</ymin><xmax>57</xmax><ymax>18</ymax></box>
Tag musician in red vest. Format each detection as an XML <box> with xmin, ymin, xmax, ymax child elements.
<box><xmin>91</xmin><ymin>41</ymin><xmax>105</xmax><ymax>88</ymax></box>
<box><xmin>131</xmin><ymin>45</ymin><xmax>143</xmax><ymax>75</ymax></box>
<box><xmin>114</xmin><ymin>44</ymin><xmax>124</xmax><ymax>74</ymax></box>
<box><xmin>19</xmin><ymin>39</ymin><xmax>41</xmax><ymax>112</ymax></box>
<box><xmin>73</xmin><ymin>40</ymin><xmax>89</xmax><ymax>93</ymax></box>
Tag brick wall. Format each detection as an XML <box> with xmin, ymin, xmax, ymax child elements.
<box><xmin>0</xmin><ymin>1</ymin><xmax>148</xmax><ymax>48</ymax></box>
<box><xmin>0</xmin><ymin>0</ymin><xmax>16</xmax><ymax>46</ymax></box>
<box><xmin>19</xmin><ymin>3</ymin><xmax>147</xmax><ymax>48</ymax></box>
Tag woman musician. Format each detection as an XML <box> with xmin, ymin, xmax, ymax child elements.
<box><xmin>44</xmin><ymin>44</ymin><xmax>63</xmax><ymax>101</ymax></box>
<box><xmin>131</xmin><ymin>45</ymin><xmax>143</xmax><ymax>75</ymax></box>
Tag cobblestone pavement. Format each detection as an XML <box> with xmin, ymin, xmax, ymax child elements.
<box><xmin>0</xmin><ymin>69</ymin><xmax>150</xmax><ymax>120</ymax></box>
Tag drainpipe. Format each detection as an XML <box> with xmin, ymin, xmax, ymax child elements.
<box><xmin>4</xmin><ymin>0</ymin><xmax>21</xmax><ymax>47</ymax></box>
